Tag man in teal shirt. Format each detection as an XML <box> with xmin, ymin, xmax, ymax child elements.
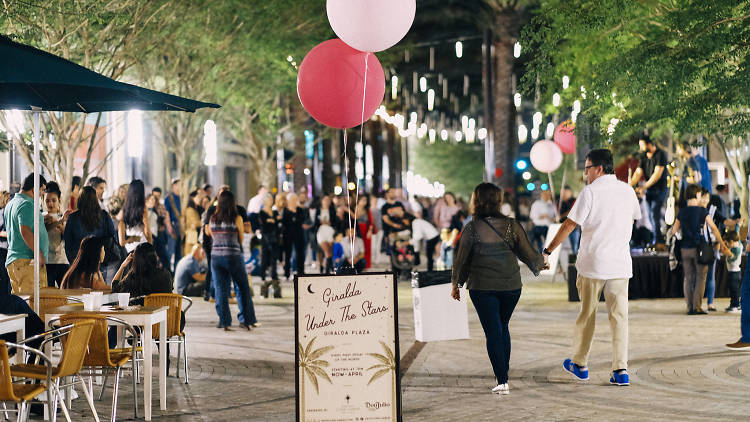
<box><xmin>4</xmin><ymin>173</ymin><xmax>49</xmax><ymax>294</ymax></box>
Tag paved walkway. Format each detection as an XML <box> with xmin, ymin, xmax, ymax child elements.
<box><xmin>50</xmin><ymin>266</ymin><xmax>750</xmax><ymax>421</ymax></box>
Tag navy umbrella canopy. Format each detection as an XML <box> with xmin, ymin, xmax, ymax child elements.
<box><xmin>0</xmin><ymin>34</ymin><xmax>219</xmax><ymax>318</ymax></box>
<box><xmin>0</xmin><ymin>34</ymin><xmax>220</xmax><ymax>112</ymax></box>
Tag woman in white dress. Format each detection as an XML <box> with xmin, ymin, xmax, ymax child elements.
<box><xmin>118</xmin><ymin>179</ymin><xmax>152</xmax><ymax>253</ymax></box>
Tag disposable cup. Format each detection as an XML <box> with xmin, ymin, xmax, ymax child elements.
<box><xmin>82</xmin><ymin>294</ymin><xmax>95</xmax><ymax>311</ymax></box>
<box><xmin>117</xmin><ymin>293</ymin><xmax>130</xmax><ymax>308</ymax></box>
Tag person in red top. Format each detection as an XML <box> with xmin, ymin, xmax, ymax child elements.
<box><xmin>69</xmin><ymin>176</ymin><xmax>82</xmax><ymax>211</ymax></box>
<box><xmin>354</xmin><ymin>194</ymin><xmax>376</xmax><ymax>268</ymax></box>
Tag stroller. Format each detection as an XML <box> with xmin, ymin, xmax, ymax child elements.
<box><xmin>389</xmin><ymin>230</ymin><xmax>416</xmax><ymax>281</ymax></box>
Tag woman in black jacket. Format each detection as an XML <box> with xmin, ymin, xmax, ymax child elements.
<box><xmin>451</xmin><ymin>183</ymin><xmax>547</xmax><ymax>395</ymax></box>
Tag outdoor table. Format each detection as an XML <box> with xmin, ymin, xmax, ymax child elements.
<box><xmin>20</xmin><ymin>288</ymin><xmax>119</xmax><ymax>305</ymax></box>
<box><xmin>568</xmin><ymin>253</ymin><xmax>734</xmax><ymax>301</ymax></box>
<box><xmin>44</xmin><ymin>304</ymin><xmax>168</xmax><ymax>421</ymax></box>
<box><xmin>40</xmin><ymin>288</ymin><xmax>118</xmax><ymax>304</ymax></box>
<box><xmin>0</xmin><ymin>314</ymin><xmax>26</xmax><ymax>363</ymax></box>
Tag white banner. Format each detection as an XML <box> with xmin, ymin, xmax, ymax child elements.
<box><xmin>295</xmin><ymin>273</ymin><xmax>401</xmax><ymax>422</ymax></box>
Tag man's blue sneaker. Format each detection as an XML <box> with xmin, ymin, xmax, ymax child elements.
<box><xmin>609</xmin><ymin>370</ymin><xmax>630</xmax><ymax>386</ymax></box>
<box><xmin>562</xmin><ymin>358</ymin><xmax>589</xmax><ymax>381</ymax></box>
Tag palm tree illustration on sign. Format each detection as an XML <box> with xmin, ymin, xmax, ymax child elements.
<box><xmin>367</xmin><ymin>340</ymin><xmax>397</xmax><ymax>421</ymax></box>
<box><xmin>298</xmin><ymin>337</ymin><xmax>334</xmax><ymax>422</ymax></box>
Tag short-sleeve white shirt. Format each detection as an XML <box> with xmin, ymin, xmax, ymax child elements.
<box><xmin>567</xmin><ymin>175</ymin><xmax>641</xmax><ymax>280</ymax></box>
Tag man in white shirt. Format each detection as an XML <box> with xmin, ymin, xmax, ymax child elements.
<box><xmin>247</xmin><ymin>186</ymin><xmax>267</xmax><ymax>234</ymax></box>
<box><xmin>411</xmin><ymin>214</ymin><xmax>441</xmax><ymax>271</ymax></box>
<box><xmin>247</xmin><ymin>186</ymin><xmax>267</xmax><ymax>215</ymax></box>
<box><xmin>544</xmin><ymin>149</ymin><xmax>641</xmax><ymax>387</ymax></box>
<box><xmin>529</xmin><ymin>190</ymin><xmax>557</xmax><ymax>252</ymax></box>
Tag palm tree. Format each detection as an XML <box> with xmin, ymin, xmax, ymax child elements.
<box><xmin>298</xmin><ymin>337</ymin><xmax>333</xmax><ymax>422</ymax></box>
<box><xmin>367</xmin><ymin>340</ymin><xmax>397</xmax><ymax>422</ymax></box>
<box><xmin>483</xmin><ymin>0</ymin><xmax>531</xmax><ymax>189</ymax></box>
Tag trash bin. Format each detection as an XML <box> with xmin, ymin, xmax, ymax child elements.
<box><xmin>411</xmin><ymin>271</ymin><xmax>470</xmax><ymax>342</ymax></box>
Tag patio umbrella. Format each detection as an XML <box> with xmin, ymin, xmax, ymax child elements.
<box><xmin>0</xmin><ymin>35</ymin><xmax>220</xmax><ymax>314</ymax></box>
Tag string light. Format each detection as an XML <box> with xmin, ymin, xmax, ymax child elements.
<box><xmin>478</xmin><ymin>128</ymin><xmax>488</xmax><ymax>140</ymax></box>
<box><xmin>427</xmin><ymin>89</ymin><xmax>435</xmax><ymax>111</ymax></box>
<box><xmin>552</xmin><ymin>93</ymin><xmax>561</xmax><ymax>107</ymax></box>
<box><xmin>391</xmin><ymin>75</ymin><xmax>398</xmax><ymax>100</ymax></box>
<box><xmin>420</xmin><ymin>76</ymin><xmax>427</xmax><ymax>92</ymax></box>
<box><xmin>562</xmin><ymin>75</ymin><xmax>570</xmax><ymax>89</ymax></box>
<box><xmin>533</xmin><ymin>112</ymin><xmax>543</xmax><ymax>128</ymax></box>
<box><xmin>531</xmin><ymin>126</ymin><xmax>540</xmax><ymax>140</ymax></box>
<box><xmin>514</xmin><ymin>93</ymin><xmax>522</xmax><ymax>108</ymax></box>
<box><xmin>513</xmin><ymin>42</ymin><xmax>521</xmax><ymax>58</ymax></box>
<box><xmin>455</xmin><ymin>41</ymin><xmax>463</xmax><ymax>58</ymax></box>
<box><xmin>441</xmin><ymin>129</ymin><xmax>448</xmax><ymax>141</ymax></box>
<box><xmin>429</xmin><ymin>129</ymin><xmax>436</xmax><ymax>143</ymax></box>
<box><xmin>518</xmin><ymin>125</ymin><xmax>528</xmax><ymax>143</ymax></box>
<box><xmin>546</xmin><ymin>122</ymin><xmax>554</xmax><ymax>138</ymax></box>
<box><xmin>454</xmin><ymin>131</ymin><xmax>463</xmax><ymax>142</ymax></box>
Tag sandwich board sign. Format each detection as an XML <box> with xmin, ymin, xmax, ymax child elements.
<box><xmin>295</xmin><ymin>273</ymin><xmax>401</xmax><ymax>422</ymax></box>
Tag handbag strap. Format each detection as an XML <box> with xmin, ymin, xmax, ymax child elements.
<box><xmin>479</xmin><ymin>218</ymin><xmax>513</xmax><ymax>248</ymax></box>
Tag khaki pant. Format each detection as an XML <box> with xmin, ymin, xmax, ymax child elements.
<box><xmin>572</xmin><ymin>275</ymin><xmax>629</xmax><ymax>371</ymax></box>
<box><xmin>6</xmin><ymin>258</ymin><xmax>48</xmax><ymax>295</ymax></box>
<box><xmin>680</xmin><ymin>248</ymin><xmax>708</xmax><ymax>312</ymax></box>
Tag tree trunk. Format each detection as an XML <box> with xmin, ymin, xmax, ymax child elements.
<box><xmin>294</xmin><ymin>133</ymin><xmax>307</xmax><ymax>193</ymax></box>
<box><xmin>492</xmin><ymin>9</ymin><xmax>519</xmax><ymax>189</ymax></box>
<box><xmin>714</xmin><ymin>135</ymin><xmax>749</xmax><ymax>238</ymax></box>
<box><xmin>300</xmin><ymin>369</ymin><xmax>306</xmax><ymax>422</ymax></box>
<box><xmin>322</xmin><ymin>137</ymin><xmax>335</xmax><ymax>193</ymax></box>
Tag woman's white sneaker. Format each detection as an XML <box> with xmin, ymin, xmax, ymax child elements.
<box><xmin>492</xmin><ymin>383</ymin><xmax>509</xmax><ymax>395</ymax></box>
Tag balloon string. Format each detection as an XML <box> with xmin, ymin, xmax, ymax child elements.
<box><xmin>351</xmin><ymin>52</ymin><xmax>370</xmax><ymax>263</ymax></box>
<box><xmin>343</xmin><ymin>129</ymin><xmax>354</xmax><ymax>262</ymax></box>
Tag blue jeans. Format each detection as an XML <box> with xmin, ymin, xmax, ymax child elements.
<box><xmin>705</xmin><ymin>259</ymin><xmax>716</xmax><ymax>305</ymax></box>
<box><xmin>530</xmin><ymin>226</ymin><xmax>548</xmax><ymax>253</ymax></box>
<box><xmin>211</xmin><ymin>254</ymin><xmax>257</xmax><ymax>328</ymax></box>
<box><xmin>645</xmin><ymin>189</ymin><xmax>667</xmax><ymax>244</ymax></box>
<box><xmin>469</xmin><ymin>289</ymin><xmax>522</xmax><ymax>384</ymax></box>
<box><xmin>568</xmin><ymin>228</ymin><xmax>581</xmax><ymax>255</ymax></box>
<box><xmin>740</xmin><ymin>261</ymin><xmax>750</xmax><ymax>342</ymax></box>
<box><xmin>728</xmin><ymin>271</ymin><xmax>741</xmax><ymax>308</ymax></box>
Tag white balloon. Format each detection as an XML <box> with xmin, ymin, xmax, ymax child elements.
<box><xmin>327</xmin><ymin>0</ymin><xmax>417</xmax><ymax>52</ymax></box>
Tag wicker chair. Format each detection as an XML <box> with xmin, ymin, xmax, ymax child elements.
<box><xmin>28</xmin><ymin>296</ymin><xmax>69</xmax><ymax>320</ymax></box>
<box><xmin>11</xmin><ymin>320</ymin><xmax>96</xmax><ymax>422</ymax></box>
<box><xmin>57</xmin><ymin>314</ymin><xmax>139</xmax><ymax>422</ymax></box>
<box><xmin>143</xmin><ymin>294</ymin><xmax>193</xmax><ymax>384</ymax></box>
<box><xmin>0</xmin><ymin>340</ymin><xmax>51</xmax><ymax>422</ymax></box>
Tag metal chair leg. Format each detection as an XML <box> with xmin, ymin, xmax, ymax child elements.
<box><xmin>183</xmin><ymin>335</ymin><xmax>189</xmax><ymax>384</ymax></box>
<box><xmin>2</xmin><ymin>402</ymin><xmax>9</xmax><ymax>420</ymax></box>
<box><xmin>53</xmin><ymin>379</ymin><xmax>71</xmax><ymax>422</ymax></box>
<box><xmin>14</xmin><ymin>402</ymin><xmax>23</xmax><ymax>422</ymax></box>
<box><xmin>110</xmin><ymin>367</ymin><xmax>121</xmax><ymax>422</ymax></box>
<box><xmin>132</xmin><ymin>359</ymin><xmax>139</xmax><ymax>419</ymax></box>
<box><xmin>78</xmin><ymin>375</ymin><xmax>100</xmax><ymax>422</ymax></box>
<box><xmin>176</xmin><ymin>340</ymin><xmax>181</xmax><ymax>379</ymax></box>
<box><xmin>65</xmin><ymin>376</ymin><xmax>72</xmax><ymax>411</ymax></box>
<box><xmin>22</xmin><ymin>402</ymin><xmax>30</xmax><ymax>422</ymax></box>
<box><xmin>98</xmin><ymin>367</ymin><xmax>110</xmax><ymax>401</ymax></box>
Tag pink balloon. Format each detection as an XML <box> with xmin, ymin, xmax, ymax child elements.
<box><xmin>554</xmin><ymin>120</ymin><xmax>576</xmax><ymax>154</ymax></box>
<box><xmin>297</xmin><ymin>39</ymin><xmax>385</xmax><ymax>129</ymax></box>
<box><xmin>327</xmin><ymin>0</ymin><xmax>416</xmax><ymax>52</ymax></box>
<box><xmin>530</xmin><ymin>140</ymin><xmax>563</xmax><ymax>173</ymax></box>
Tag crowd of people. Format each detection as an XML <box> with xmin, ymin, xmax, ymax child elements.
<box><xmin>0</xmin><ymin>172</ymin><xmax>486</xmax><ymax>332</ymax></box>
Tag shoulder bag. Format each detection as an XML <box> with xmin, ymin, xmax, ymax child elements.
<box><xmin>696</xmin><ymin>210</ymin><xmax>714</xmax><ymax>265</ymax></box>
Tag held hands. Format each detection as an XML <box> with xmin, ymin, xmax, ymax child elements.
<box><xmin>451</xmin><ymin>285</ymin><xmax>460</xmax><ymax>301</ymax></box>
<box><xmin>542</xmin><ymin>254</ymin><xmax>551</xmax><ymax>270</ymax></box>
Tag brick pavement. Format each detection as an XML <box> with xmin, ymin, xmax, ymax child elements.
<box><xmin>31</xmin><ymin>267</ymin><xmax>750</xmax><ymax>421</ymax></box>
